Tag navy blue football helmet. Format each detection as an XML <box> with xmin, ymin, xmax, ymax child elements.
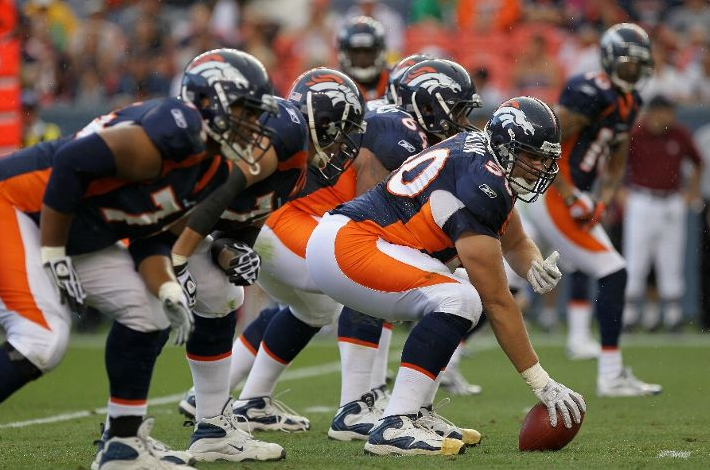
<box><xmin>398</xmin><ymin>59</ymin><xmax>482</xmax><ymax>140</ymax></box>
<box><xmin>600</xmin><ymin>23</ymin><xmax>653</xmax><ymax>92</ymax></box>
<box><xmin>337</xmin><ymin>16</ymin><xmax>387</xmax><ymax>84</ymax></box>
<box><xmin>385</xmin><ymin>53</ymin><xmax>433</xmax><ymax>105</ymax></box>
<box><xmin>485</xmin><ymin>96</ymin><xmax>561</xmax><ymax>202</ymax></box>
<box><xmin>288</xmin><ymin>67</ymin><xmax>367</xmax><ymax>179</ymax></box>
<box><xmin>180</xmin><ymin>48</ymin><xmax>278</xmax><ymax>164</ymax></box>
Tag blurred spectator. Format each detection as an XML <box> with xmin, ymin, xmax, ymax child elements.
<box><xmin>624</xmin><ymin>0</ymin><xmax>673</xmax><ymax>30</ymax></box>
<box><xmin>558</xmin><ymin>22</ymin><xmax>601</xmax><ymax>78</ymax></box>
<box><xmin>522</xmin><ymin>0</ymin><xmax>566</xmax><ymax>26</ymax></box>
<box><xmin>238</xmin><ymin>5</ymin><xmax>278</xmax><ymax>71</ymax></box>
<box><xmin>623</xmin><ymin>95</ymin><xmax>703</xmax><ymax>332</ymax></box>
<box><xmin>20</xmin><ymin>90</ymin><xmax>61</xmax><ymax>147</ymax></box>
<box><xmin>510</xmin><ymin>33</ymin><xmax>563</xmax><ymax>103</ymax></box>
<box><xmin>210</xmin><ymin>0</ymin><xmax>241</xmax><ymax>45</ymax></box>
<box><xmin>456</xmin><ymin>0</ymin><xmax>522</xmax><ymax>32</ymax></box>
<box><xmin>114</xmin><ymin>52</ymin><xmax>171</xmax><ymax>104</ymax></box>
<box><xmin>686</xmin><ymin>43</ymin><xmax>710</xmax><ymax>105</ymax></box>
<box><xmin>665</xmin><ymin>0</ymin><xmax>710</xmax><ymax>40</ymax></box>
<box><xmin>640</xmin><ymin>36</ymin><xmax>693</xmax><ymax>103</ymax></box>
<box><xmin>471</xmin><ymin>67</ymin><xmax>506</xmax><ymax>109</ymax></box>
<box><xmin>74</xmin><ymin>67</ymin><xmax>108</xmax><ymax>107</ymax></box>
<box><xmin>289</xmin><ymin>0</ymin><xmax>338</xmax><ymax>69</ymax></box>
<box><xmin>67</xmin><ymin>0</ymin><xmax>126</xmax><ymax>92</ymax></box>
<box><xmin>22</xmin><ymin>0</ymin><xmax>78</xmax><ymax>52</ymax></box>
<box><xmin>695</xmin><ymin>121</ymin><xmax>710</xmax><ymax>331</ymax></box>
<box><xmin>343</xmin><ymin>0</ymin><xmax>405</xmax><ymax>57</ymax></box>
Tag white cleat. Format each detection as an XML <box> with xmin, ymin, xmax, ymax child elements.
<box><xmin>566</xmin><ymin>339</ymin><xmax>601</xmax><ymax>361</ymax></box>
<box><xmin>328</xmin><ymin>392</ymin><xmax>381</xmax><ymax>441</ymax></box>
<box><xmin>189</xmin><ymin>399</ymin><xmax>286</xmax><ymax>462</ymax></box>
<box><xmin>364</xmin><ymin>414</ymin><xmax>466</xmax><ymax>456</ymax></box>
<box><xmin>232</xmin><ymin>395</ymin><xmax>310</xmax><ymax>432</ymax></box>
<box><xmin>597</xmin><ymin>368</ymin><xmax>663</xmax><ymax>397</ymax></box>
<box><xmin>418</xmin><ymin>399</ymin><xmax>481</xmax><ymax>446</ymax></box>
<box><xmin>97</xmin><ymin>418</ymin><xmax>197</xmax><ymax>470</ymax></box>
<box><xmin>371</xmin><ymin>384</ymin><xmax>390</xmax><ymax>414</ymax></box>
<box><xmin>440</xmin><ymin>368</ymin><xmax>482</xmax><ymax>395</ymax></box>
<box><xmin>177</xmin><ymin>387</ymin><xmax>196</xmax><ymax>421</ymax></box>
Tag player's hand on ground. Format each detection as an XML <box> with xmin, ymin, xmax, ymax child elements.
<box><xmin>225</xmin><ymin>241</ymin><xmax>261</xmax><ymax>286</ymax></box>
<box><xmin>159</xmin><ymin>282</ymin><xmax>195</xmax><ymax>345</ymax></box>
<box><xmin>527</xmin><ymin>251</ymin><xmax>562</xmax><ymax>294</ymax></box>
<box><xmin>533</xmin><ymin>378</ymin><xmax>586</xmax><ymax>428</ymax></box>
<box><xmin>42</xmin><ymin>252</ymin><xmax>87</xmax><ymax>316</ymax></box>
<box><xmin>173</xmin><ymin>262</ymin><xmax>197</xmax><ymax>308</ymax></box>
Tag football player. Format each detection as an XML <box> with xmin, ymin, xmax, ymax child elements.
<box><xmin>230</xmin><ymin>59</ymin><xmax>484</xmax><ymax>445</ymax></box>
<box><xmin>168</xmin><ymin>67</ymin><xmax>367</xmax><ymax>463</ymax></box>
<box><xmin>525</xmin><ymin>23</ymin><xmax>662</xmax><ymax>396</ymax></box>
<box><xmin>337</xmin><ymin>15</ymin><xmax>390</xmax><ymax>101</ymax></box>
<box><xmin>0</xmin><ymin>48</ymin><xmax>283</xmax><ymax>469</ymax></box>
<box><xmin>306</xmin><ymin>96</ymin><xmax>585</xmax><ymax>456</ymax></box>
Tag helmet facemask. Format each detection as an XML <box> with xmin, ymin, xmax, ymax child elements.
<box><xmin>492</xmin><ymin>136</ymin><xmax>560</xmax><ymax>203</ymax></box>
<box><xmin>339</xmin><ymin>46</ymin><xmax>386</xmax><ymax>84</ymax></box>
<box><xmin>306</xmin><ymin>90</ymin><xmax>367</xmax><ymax>180</ymax></box>
<box><xmin>608</xmin><ymin>51</ymin><xmax>653</xmax><ymax>92</ymax></box>
<box><xmin>410</xmin><ymin>91</ymin><xmax>483</xmax><ymax>139</ymax></box>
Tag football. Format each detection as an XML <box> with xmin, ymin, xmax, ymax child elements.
<box><xmin>518</xmin><ymin>402</ymin><xmax>584</xmax><ymax>451</ymax></box>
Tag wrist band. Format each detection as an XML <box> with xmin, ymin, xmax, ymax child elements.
<box><xmin>171</xmin><ymin>253</ymin><xmax>188</xmax><ymax>267</ymax></box>
<box><xmin>41</xmin><ymin>246</ymin><xmax>67</xmax><ymax>264</ymax></box>
<box><xmin>521</xmin><ymin>362</ymin><xmax>550</xmax><ymax>390</ymax></box>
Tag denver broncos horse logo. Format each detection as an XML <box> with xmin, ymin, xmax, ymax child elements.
<box><xmin>307</xmin><ymin>75</ymin><xmax>362</xmax><ymax>115</ymax></box>
<box><xmin>496</xmin><ymin>106</ymin><xmax>535</xmax><ymax>135</ymax></box>
<box><xmin>189</xmin><ymin>60</ymin><xmax>250</xmax><ymax>90</ymax></box>
<box><xmin>404</xmin><ymin>66</ymin><xmax>462</xmax><ymax>94</ymax></box>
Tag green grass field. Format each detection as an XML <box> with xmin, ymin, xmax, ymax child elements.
<box><xmin>1</xmin><ymin>329</ymin><xmax>709</xmax><ymax>470</ymax></box>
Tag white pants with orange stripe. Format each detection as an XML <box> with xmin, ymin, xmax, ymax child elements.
<box><xmin>0</xmin><ymin>208</ymin><xmax>172</xmax><ymax>373</ymax></box>
<box><xmin>254</xmin><ymin>220</ymin><xmax>342</xmax><ymax>328</ymax></box>
<box><xmin>306</xmin><ymin>214</ymin><xmax>483</xmax><ymax>324</ymax></box>
<box><xmin>527</xmin><ymin>190</ymin><xmax>625</xmax><ymax>279</ymax></box>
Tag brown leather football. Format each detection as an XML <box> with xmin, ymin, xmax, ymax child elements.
<box><xmin>518</xmin><ymin>402</ymin><xmax>584</xmax><ymax>451</ymax></box>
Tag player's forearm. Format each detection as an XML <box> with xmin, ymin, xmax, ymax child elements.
<box><xmin>504</xmin><ymin>236</ymin><xmax>543</xmax><ymax>279</ymax></box>
<box><xmin>486</xmin><ymin>301</ymin><xmax>539</xmax><ymax>372</ymax></box>
<box><xmin>171</xmin><ymin>227</ymin><xmax>205</xmax><ymax>261</ymax></box>
<box><xmin>39</xmin><ymin>205</ymin><xmax>73</xmax><ymax>248</ymax></box>
<box><xmin>138</xmin><ymin>254</ymin><xmax>177</xmax><ymax>298</ymax></box>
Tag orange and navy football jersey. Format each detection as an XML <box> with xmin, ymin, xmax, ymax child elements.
<box><xmin>559</xmin><ymin>72</ymin><xmax>642</xmax><ymax>191</ymax></box>
<box><xmin>357</xmin><ymin>69</ymin><xmax>390</xmax><ymax>102</ymax></box>
<box><xmin>215</xmin><ymin>98</ymin><xmax>308</xmax><ymax>230</ymax></box>
<box><xmin>287</xmin><ymin>103</ymin><xmax>428</xmax><ymax>218</ymax></box>
<box><xmin>0</xmin><ymin>98</ymin><xmax>229</xmax><ymax>254</ymax></box>
<box><xmin>334</xmin><ymin>131</ymin><xmax>515</xmax><ymax>266</ymax></box>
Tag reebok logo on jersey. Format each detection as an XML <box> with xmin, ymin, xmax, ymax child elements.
<box><xmin>478</xmin><ymin>184</ymin><xmax>497</xmax><ymax>198</ymax></box>
<box><xmin>171</xmin><ymin>109</ymin><xmax>188</xmax><ymax>128</ymax></box>
<box><xmin>285</xmin><ymin>106</ymin><xmax>301</xmax><ymax>124</ymax></box>
<box><xmin>398</xmin><ymin>139</ymin><xmax>416</xmax><ymax>153</ymax></box>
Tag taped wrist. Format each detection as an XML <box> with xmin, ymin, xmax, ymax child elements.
<box><xmin>521</xmin><ymin>362</ymin><xmax>550</xmax><ymax>390</ymax></box>
<box><xmin>43</xmin><ymin>133</ymin><xmax>117</xmax><ymax>213</ymax></box>
<box><xmin>187</xmin><ymin>167</ymin><xmax>247</xmax><ymax>237</ymax></box>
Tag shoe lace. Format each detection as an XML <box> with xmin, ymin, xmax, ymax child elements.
<box><xmin>271</xmin><ymin>390</ymin><xmax>305</xmax><ymax>420</ymax></box>
<box><xmin>418</xmin><ymin>398</ymin><xmax>457</xmax><ymax>432</ymax></box>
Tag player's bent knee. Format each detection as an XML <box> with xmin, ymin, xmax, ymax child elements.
<box><xmin>436</xmin><ymin>284</ymin><xmax>483</xmax><ymax>325</ymax></box>
<box><xmin>290</xmin><ymin>306</ymin><xmax>338</xmax><ymax>328</ymax></box>
<box><xmin>25</xmin><ymin>320</ymin><xmax>70</xmax><ymax>372</ymax></box>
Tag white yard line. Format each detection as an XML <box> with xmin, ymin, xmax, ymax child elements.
<box><xmin>657</xmin><ymin>450</ymin><xmax>691</xmax><ymax>459</ymax></box>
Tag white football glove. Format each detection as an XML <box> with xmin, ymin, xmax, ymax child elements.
<box><xmin>225</xmin><ymin>241</ymin><xmax>261</xmax><ymax>286</ymax></box>
<box><xmin>41</xmin><ymin>247</ymin><xmax>87</xmax><ymax>315</ymax></box>
<box><xmin>173</xmin><ymin>263</ymin><xmax>197</xmax><ymax>308</ymax></box>
<box><xmin>533</xmin><ymin>378</ymin><xmax>586</xmax><ymax>428</ymax></box>
<box><xmin>527</xmin><ymin>251</ymin><xmax>562</xmax><ymax>294</ymax></box>
<box><xmin>158</xmin><ymin>282</ymin><xmax>194</xmax><ymax>345</ymax></box>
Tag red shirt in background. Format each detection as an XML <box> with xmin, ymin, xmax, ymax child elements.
<box><xmin>627</xmin><ymin>122</ymin><xmax>703</xmax><ymax>192</ymax></box>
